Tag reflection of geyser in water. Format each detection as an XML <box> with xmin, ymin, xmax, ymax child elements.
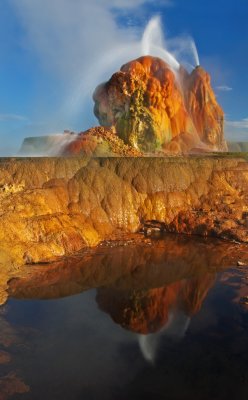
<box><xmin>138</xmin><ymin>311</ymin><xmax>191</xmax><ymax>364</ymax></box>
<box><xmin>69</xmin><ymin>16</ymin><xmax>200</xmax><ymax>116</ymax></box>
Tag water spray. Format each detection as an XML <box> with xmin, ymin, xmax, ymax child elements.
<box><xmin>190</xmin><ymin>40</ymin><xmax>200</xmax><ymax>67</ymax></box>
<box><xmin>68</xmin><ymin>16</ymin><xmax>200</xmax><ymax>123</ymax></box>
<box><xmin>141</xmin><ymin>16</ymin><xmax>200</xmax><ymax>71</ymax></box>
<box><xmin>141</xmin><ymin>16</ymin><xmax>180</xmax><ymax>72</ymax></box>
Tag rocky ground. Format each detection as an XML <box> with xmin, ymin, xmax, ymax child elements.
<box><xmin>0</xmin><ymin>155</ymin><xmax>247</xmax><ymax>273</ymax></box>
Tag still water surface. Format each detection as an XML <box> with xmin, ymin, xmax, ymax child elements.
<box><xmin>0</xmin><ymin>235</ymin><xmax>248</xmax><ymax>400</ymax></box>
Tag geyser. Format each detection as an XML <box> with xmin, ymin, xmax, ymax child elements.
<box><xmin>190</xmin><ymin>40</ymin><xmax>200</xmax><ymax>67</ymax></box>
<box><xmin>141</xmin><ymin>16</ymin><xmax>180</xmax><ymax>72</ymax></box>
<box><xmin>141</xmin><ymin>16</ymin><xmax>200</xmax><ymax>72</ymax></box>
<box><xmin>92</xmin><ymin>55</ymin><xmax>226</xmax><ymax>154</ymax></box>
<box><xmin>20</xmin><ymin>17</ymin><xmax>225</xmax><ymax>157</ymax></box>
<box><xmin>63</xmin><ymin>17</ymin><xmax>221</xmax><ymax>156</ymax></box>
<box><xmin>68</xmin><ymin>16</ymin><xmax>201</xmax><ymax>120</ymax></box>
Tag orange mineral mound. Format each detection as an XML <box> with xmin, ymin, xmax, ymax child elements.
<box><xmin>63</xmin><ymin>56</ymin><xmax>226</xmax><ymax>155</ymax></box>
<box><xmin>94</xmin><ymin>56</ymin><xmax>196</xmax><ymax>153</ymax></box>
<box><xmin>63</xmin><ymin>126</ymin><xmax>142</xmax><ymax>156</ymax></box>
<box><xmin>184</xmin><ymin>66</ymin><xmax>226</xmax><ymax>150</ymax></box>
<box><xmin>91</xmin><ymin>56</ymin><xmax>227</xmax><ymax>154</ymax></box>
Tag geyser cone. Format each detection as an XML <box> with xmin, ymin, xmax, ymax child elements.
<box><xmin>93</xmin><ymin>55</ymin><xmax>226</xmax><ymax>153</ymax></box>
<box><xmin>185</xmin><ymin>65</ymin><xmax>227</xmax><ymax>151</ymax></box>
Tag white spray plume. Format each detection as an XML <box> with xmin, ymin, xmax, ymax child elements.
<box><xmin>190</xmin><ymin>40</ymin><xmax>200</xmax><ymax>67</ymax></box>
<box><xmin>18</xmin><ymin>132</ymin><xmax>76</xmax><ymax>156</ymax></box>
<box><xmin>69</xmin><ymin>15</ymin><xmax>200</xmax><ymax>118</ymax></box>
<box><xmin>8</xmin><ymin>0</ymin><xmax>200</xmax><ymax>152</ymax></box>
<box><xmin>141</xmin><ymin>16</ymin><xmax>180</xmax><ymax>71</ymax></box>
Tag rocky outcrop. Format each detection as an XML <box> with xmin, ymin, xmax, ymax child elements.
<box><xmin>20</xmin><ymin>57</ymin><xmax>227</xmax><ymax>157</ymax></box>
<box><xmin>93</xmin><ymin>56</ymin><xmax>226</xmax><ymax>153</ymax></box>
<box><xmin>0</xmin><ymin>156</ymin><xmax>247</xmax><ymax>269</ymax></box>
<box><xmin>184</xmin><ymin>66</ymin><xmax>226</xmax><ymax>150</ymax></box>
<box><xmin>63</xmin><ymin>127</ymin><xmax>142</xmax><ymax>157</ymax></box>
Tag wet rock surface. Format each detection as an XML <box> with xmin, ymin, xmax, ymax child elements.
<box><xmin>0</xmin><ymin>156</ymin><xmax>247</xmax><ymax>272</ymax></box>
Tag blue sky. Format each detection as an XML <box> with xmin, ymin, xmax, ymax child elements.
<box><xmin>0</xmin><ymin>0</ymin><xmax>247</xmax><ymax>155</ymax></box>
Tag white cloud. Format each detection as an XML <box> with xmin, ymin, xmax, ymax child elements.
<box><xmin>107</xmin><ymin>0</ymin><xmax>155</xmax><ymax>8</ymax></box>
<box><xmin>225</xmin><ymin>118</ymin><xmax>248</xmax><ymax>129</ymax></box>
<box><xmin>216</xmin><ymin>85</ymin><xmax>233</xmax><ymax>92</ymax></box>
<box><xmin>7</xmin><ymin>1</ymin><xmax>149</xmax><ymax>117</ymax></box>
<box><xmin>8</xmin><ymin>0</ymin><xmax>173</xmax><ymax>129</ymax></box>
<box><xmin>9</xmin><ymin>0</ymin><xmax>171</xmax><ymax>79</ymax></box>
<box><xmin>109</xmin><ymin>0</ymin><xmax>172</xmax><ymax>8</ymax></box>
<box><xmin>225</xmin><ymin>118</ymin><xmax>248</xmax><ymax>141</ymax></box>
<box><xmin>0</xmin><ymin>113</ymin><xmax>28</xmax><ymax>122</ymax></box>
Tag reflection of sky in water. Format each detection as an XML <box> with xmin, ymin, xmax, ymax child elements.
<box><xmin>1</xmin><ymin>236</ymin><xmax>248</xmax><ymax>399</ymax></box>
<box><xmin>4</xmin><ymin>291</ymin><xmax>144</xmax><ymax>398</ymax></box>
<box><xmin>1</xmin><ymin>268</ymin><xmax>248</xmax><ymax>400</ymax></box>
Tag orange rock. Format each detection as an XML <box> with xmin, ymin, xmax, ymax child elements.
<box><xmin>63</xmin><ymin>126</ymin><xmax>142</xmax><ymax>156</ymax></box>
<box><xmin>0</xmin><ymin>156</ymin><xmax>247</xmax><ymax>269</ymax></box>
<box><xmin>93</xmin><ymin>56</ymin><xmax>227</xmax><ymax>153</ymax></box>
<box><xmin>184</xmin><ymin>66</ymin><xmax>227</xmax><ymax>150</ymax></box>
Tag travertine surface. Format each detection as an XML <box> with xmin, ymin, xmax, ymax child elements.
<box><xmin>0</xmin><ymin>156</ymin><xmax>248</xmax><ymax>271</ymax></box>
